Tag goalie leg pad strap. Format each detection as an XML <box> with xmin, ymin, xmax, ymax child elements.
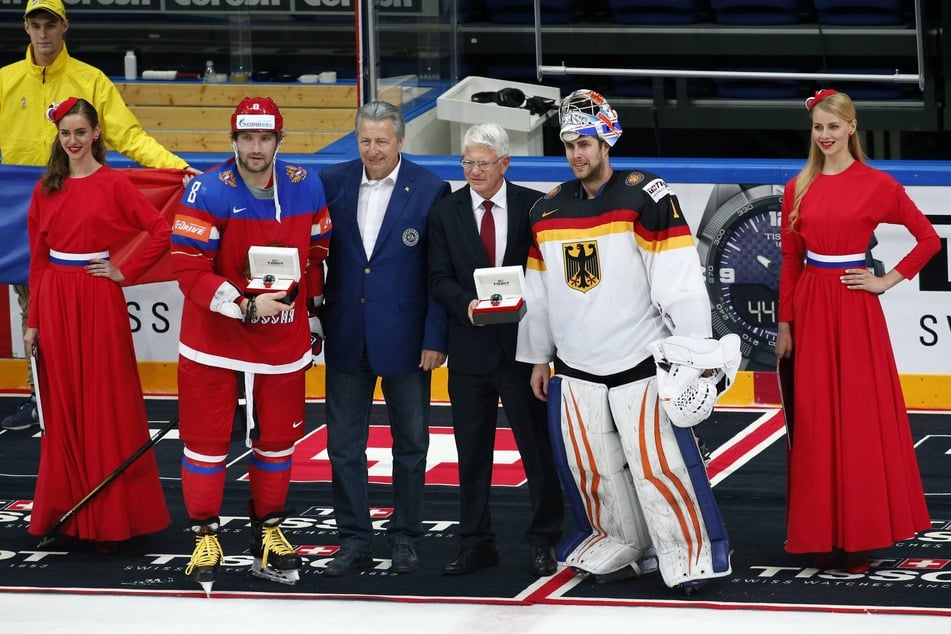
<box><xmin>552</xmin><ymin>375</ymin><xmax>652</xmax><ymax>574</ymax></box>
<box><xmin>609</xmin><ymin>379</ymin><xmax>732</xmax><ymax>587</ymax></box>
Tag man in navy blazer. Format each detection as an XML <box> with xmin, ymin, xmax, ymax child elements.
<box><xmin>318</xmin><ymin>101</ymin><xmax>450</xmax><ymax>576</ymax></box>
<box><xmin>428</xmin><ymin>123</ymin><xmax>563</xmax><ymax>577</ymax></box>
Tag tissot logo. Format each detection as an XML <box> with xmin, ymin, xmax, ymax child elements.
<box><xmin>256</xmin><ymin>424</ymin><xmax>527</xmax><ymax>487</ymax></box>
<box><xmin>1</xmin><ymin>500</ymin><xmax>32</xmax><ymax>511</ymax></box>
<box><xmin>897</xmin><ymin>558</ymin><xmax>951</xmax><ymax>570</ymax></box>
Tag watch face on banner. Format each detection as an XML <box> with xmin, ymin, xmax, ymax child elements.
<box><xmin>698</xmin><ymin>184</ymin><xmax>784</xmax><ymax>369</ymax></box>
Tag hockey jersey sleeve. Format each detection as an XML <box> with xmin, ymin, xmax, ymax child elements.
<box><xmin>516</xmin><ymin>225</ymin><xmax>556</xmax><ymax>364</ymax></box>
<box><xmin>635</xmin><ymin>178</ymin><xmax>712</xmax><ymax>338</ymax></box>
<box><xmin>170</xmin><ymin>177</ymin><xmax>239</xmax><ymax>310</ymax></box>
<box><xmin>305</xmin><ymin>192</ymin><xmax>333</xmax><ymax>303</ymax></box>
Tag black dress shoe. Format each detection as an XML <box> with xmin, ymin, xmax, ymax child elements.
<box><xmin>443</xmin><ymin>542</ymin><xmax>500</xmax><ymax>575</ymax></box>
<box><xmin>391</xmin><ymin>543</ymin><xmax>419</xmax><ymax>573</ymax></box>
<box><xmin>325</xmin><ymin>547</ymin><xmax>373</xmax><ymax>577</ymax></box>
<box><xmin>529</xmin><ymin>545</ymin><xmax>557</xmax><ymax>576</ymax></box>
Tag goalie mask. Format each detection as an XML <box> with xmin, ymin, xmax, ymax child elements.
<box><xmin>559</xmin><ymin>89</ymin><xmax>623</xmax><ymax>147</ymax></box>
<box><xmin>648</xmin><ymin>334</ymin><xmax>742</xmax><ymax>428</ymax></box>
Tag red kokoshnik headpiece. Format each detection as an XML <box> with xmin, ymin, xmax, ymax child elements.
<box><xmin>804</xmin><ymin>89</ymin><xmax>838</xmax><ymax>112</ymax></box>
<box><xmin>46</xmin><ymin>97</ymin><xmax>80</xmax><ymax>124</ymax></box>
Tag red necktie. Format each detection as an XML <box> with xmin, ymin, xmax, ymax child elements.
<box><xmin>479</xmin><ymin>200</ymin><xmax>495</xmax><ymax>266</ymax></box>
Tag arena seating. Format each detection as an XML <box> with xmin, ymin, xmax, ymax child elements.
<box><xmin>709</xmin><ymin>0</ymin><xmax>805</xmax><ymax>25</ymax></box>
<box><xmin>483</xmin><ymin>0</ymin><xmax>577</xmax><ymax>24</ymax></box>
<box><xmin>813</xmin><ymin>0</ymin><xmax>908</xmax><ymax>26</ymax></box>
<box><xmin>606</xmin><ymin>0</ymin><xmax>705</xmax><ymax>24</ymax></box>
<box><xmin>113</xmin><ymin>83</ymin><xmax>401</xmax><ymax>155</ymax></box>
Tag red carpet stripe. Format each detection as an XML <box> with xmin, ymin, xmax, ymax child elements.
<box><xmin>706</xmin><ymin>409</ymin><xmax>786</xmax><ymax>485</ymax></box>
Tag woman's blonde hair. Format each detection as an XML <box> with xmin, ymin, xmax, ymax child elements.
<box><xmin>788</xmin><ymin>91</ymin><xmax>865</xmax><ymax>229</ymax></box>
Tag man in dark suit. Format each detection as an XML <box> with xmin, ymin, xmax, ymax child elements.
<box><xmin>428</xmin><ymin>123</ymin><xmax>563</xmax><ymax>576</ymax></box>
<box><xmin>318</xmin><ymin>101</ymin><xmax>450</xmax><ymax>576</ymax></box>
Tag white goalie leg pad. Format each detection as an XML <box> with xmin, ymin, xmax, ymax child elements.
<box><xmin>555</xmin><ymin>375</ymin><xmax>652</xmax><ymax>575</ymax></box>
<box><xmin>610</xmin><ymin>378</ymin><xmax>732</xmax><ymax>587</ymax></box>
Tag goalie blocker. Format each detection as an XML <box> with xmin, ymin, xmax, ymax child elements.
<box><xmin>546</xmin><ymin>335</ymin><xmax>740</xmax><ymax>589</ymax></box>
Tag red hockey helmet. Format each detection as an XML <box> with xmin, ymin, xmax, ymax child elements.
<box><xmin>231</xmin><ymin>96</ymin><xmax>284</xmax><ymax>134</ymax></box>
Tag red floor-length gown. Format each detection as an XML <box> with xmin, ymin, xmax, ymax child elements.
<box><xmin>779</xmin><ymin>160</ymin><xmax>938</xmax><ymax>554</ymax></box>
<box><xmin>26</xmin><ymin>167</ymin><xmax>172</xmax><ymax>541</ymax></box>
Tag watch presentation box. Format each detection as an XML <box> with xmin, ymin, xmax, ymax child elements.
<box><xmin>472</xmin><ymin>265</ymin><xmax>526</xmax><ymax>326</ymax></box>
<box><xmin>246</xmin><ymin>246</ymin><xmax>300</xmax><ymax>303</ymax></box>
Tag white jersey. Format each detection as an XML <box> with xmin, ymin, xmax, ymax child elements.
<box><xmin>516</xmin><ymin>170</ymin><xmax>711</xmax><ymax>376</ymax></box>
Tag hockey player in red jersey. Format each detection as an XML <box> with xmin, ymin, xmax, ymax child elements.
<box><xmin>170</xmin><ymin>97</ymin><xmax>332</xmax><ymax>595</ymax></box>
<box><xmin>517</xmin><ymin>90</ymin><xmax>739</xmax><ymax>593</ymax></box>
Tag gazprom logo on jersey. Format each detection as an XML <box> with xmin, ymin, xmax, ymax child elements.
<box><xmin>235</xmin><ymin>114</ymin><xmax>275</xmax><ymax>130</ymax></box>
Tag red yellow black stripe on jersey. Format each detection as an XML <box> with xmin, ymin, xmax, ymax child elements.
<box><xmin>526</xmin><ymin>170</ymin><xmax>695</xmax><ymax>271</ymax></box>
<box><xmin>526</xmin><ymin>208</ymin><xmax>695</xmax><ymax>271</ymax></box>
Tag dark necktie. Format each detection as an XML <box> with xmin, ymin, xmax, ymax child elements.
<box><xmin>480</xmin><ymin>200</ymin><xmax>495</xmax><ymax>266</ymax></box>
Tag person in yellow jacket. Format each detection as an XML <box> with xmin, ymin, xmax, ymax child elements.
<box><xmin>0</xmin><ymin>0</ymin><xmax>197</xmax><ymax>430</ymax></box>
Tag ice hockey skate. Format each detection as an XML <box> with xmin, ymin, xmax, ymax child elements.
<box><xmin>250</xmin><ymin>510</ymin><xmax>302</xmax><ymax>585</ymax></box>
<box><xmin>185</xmin><ymin>517</ymin><xmax>223</xmax><ymax>598</ymax></box>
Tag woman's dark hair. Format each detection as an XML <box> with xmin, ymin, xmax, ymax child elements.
<box><xmin>42</xmin><ymin>98</ymin><xmax>107</xmax><ymax>193</ymax></box>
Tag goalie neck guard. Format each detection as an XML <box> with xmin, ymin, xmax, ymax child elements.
<box><xmin>648</xmin><ymin>335</ymin><xmax>742</xmax><ymax>428</ymax></box>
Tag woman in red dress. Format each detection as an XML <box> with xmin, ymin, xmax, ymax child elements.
<box><xmin>776</xmin><ymin>89</ymin><xmax>939</xmax><ymax>573</ymax></box>
<box><xmin>25</xmin><ymin>97</ymin><xmax>172</xmax><ymax>551</ymax></box>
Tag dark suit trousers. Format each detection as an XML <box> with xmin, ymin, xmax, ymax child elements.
<box><xmin>448</xmin><ymin>358</ymin><xmax>563</xmax><ymax>548</ymax></box>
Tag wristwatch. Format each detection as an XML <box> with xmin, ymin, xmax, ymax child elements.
<box><xmin>697</xmin><ymin>184</ymin><xmax>784</xmax><ymax>371</ymax></box>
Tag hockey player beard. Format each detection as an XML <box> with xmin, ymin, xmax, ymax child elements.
<box><xmin>237</xmin><ymin>150</ymin><xmax>275</xmax><ymax>176</ymax></box>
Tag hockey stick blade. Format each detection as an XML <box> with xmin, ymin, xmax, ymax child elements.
<box><xmin>37</xmin><ymin>418</ymin><xmax>178</xmax><ymax>549</ymax></box>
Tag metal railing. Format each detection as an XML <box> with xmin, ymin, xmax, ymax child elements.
<box><xmin>533</xmin><ymin>0</ymin><xmax>925</xmax><ymax>92</ymax></box>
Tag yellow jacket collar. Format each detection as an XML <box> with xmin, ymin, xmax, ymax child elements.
<box><xmin>24</xmin><ymin>42</ymin><xmax>69</xmax><ymax>79</ymax></box>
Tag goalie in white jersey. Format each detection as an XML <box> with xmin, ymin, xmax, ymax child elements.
<box><xmin>516</xmin><ymin>89</ymin><xmax>739</xmax><ymax>592</ymax></box>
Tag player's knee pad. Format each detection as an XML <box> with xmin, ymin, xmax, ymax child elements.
<box><xmin>551</xmin><ymin>375</ymin><xmax>651</xmax><ymax>575</ymax></box>
<box><xmin>609</xmin><ymin>379</ymin><xmax>732</xmax><ymax>587</ymax></box>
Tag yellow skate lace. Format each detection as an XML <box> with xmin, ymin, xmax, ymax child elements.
<box><xmin>185</xmin><ymin>533</ymin><xmax>223</xmax><ymax>576</ymax></box>
<box><xmin>260</xmin><ymin>525</ymin><xmax>295</xmax><ymax>569</ymax></box>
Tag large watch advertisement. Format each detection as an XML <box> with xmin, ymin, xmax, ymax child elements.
<box><xmin>697</xmin><ymin>184</ymin><xmax>783</xmax><ymax>371</ymax></box>
<box><xmin>2</xmin><ymin>161</ymin><xmax>949</xmax><ymax>385</ymax></box>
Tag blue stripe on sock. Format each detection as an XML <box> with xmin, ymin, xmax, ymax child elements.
<box><xmin>249</xmin><ymin>454</ymin><xmax>292</xmax><ymax>472</ymax></box>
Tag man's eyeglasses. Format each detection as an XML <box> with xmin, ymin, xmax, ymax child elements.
<box><xmin>460</xmin><ymin>158</ymin><xmax>503</xmax><ymax>171</ymax></box>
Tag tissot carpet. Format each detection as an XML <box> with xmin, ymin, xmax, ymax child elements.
<box><xmin>0</xmin><ymin>396</ymin><xmax>948</xmax><ymax>616</ymax></box>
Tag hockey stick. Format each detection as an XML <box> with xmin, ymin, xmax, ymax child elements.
<box><xmin>29</xmin><ymin>347</ymin><xmax>45</xmax><ymax>434</ymax></box>
<box><xmin>37</xmin><ymin>417</ymin><xmax>178</xmax><ymax>549</ymax></box>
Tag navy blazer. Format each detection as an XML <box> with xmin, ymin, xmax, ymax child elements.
<box><xmin>428</xmin><ymin>181</ymin><xmax>543</xmax><ymax>375</ymax></box>
<box><xmin>319</xmin><ymin>157</ymin><xmax>451</xmax><ymax>376</ymax></box>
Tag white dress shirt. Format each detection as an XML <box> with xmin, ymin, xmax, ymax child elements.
<box><xmin>469</xmin><ymin>181</ymin><xmax>508</xmax><ymax>267</ymax></box>
<box><xmin>357</xmin><ymin>159</ymin><xmax>401</xmax><ymax>259</ymax></box>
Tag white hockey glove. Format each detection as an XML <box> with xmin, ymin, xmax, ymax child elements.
<box><xmin>210</xmin><ymin>281</ymin><xmax>243</xmax><ymax>320</ymax></box>
<box><xmin>647</xmin><ymin>334</ymin><xmax>741</xmax><ymax>427</ymax></box>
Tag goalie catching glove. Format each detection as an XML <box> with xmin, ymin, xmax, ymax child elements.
<box><xmin>647</xmin><ymin>334</ymin><xmax>741</xmax><ymax>427</ymax></box>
